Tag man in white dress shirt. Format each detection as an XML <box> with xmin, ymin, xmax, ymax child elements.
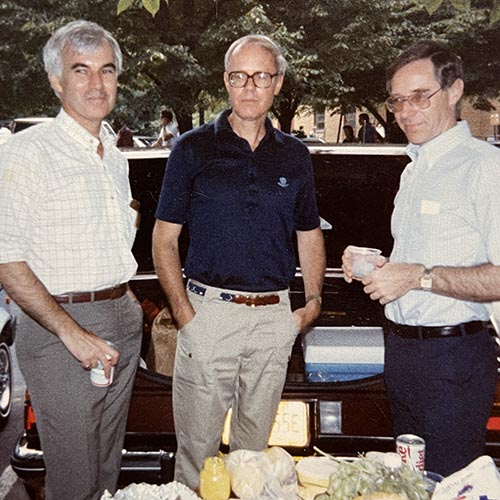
<box><xmin>342</xmin><ymin>40</ymin><xmax>500</xmax><ymax>476</ymax></box>
<box><xmin>0</xmin><ymin>20</ymin><xmax>142</xmax><ymax>500</ymax></box>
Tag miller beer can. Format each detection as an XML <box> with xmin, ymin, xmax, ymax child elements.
<box><xmin>396</xmin><ymin>433</ymin><xmax>425</xmax><ymax>472</ymax></box>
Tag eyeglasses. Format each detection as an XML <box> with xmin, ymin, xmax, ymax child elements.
<box><xmin>385</xmin><ymin>87</ymin><xmax>443</xmax><ymax>113</ymax></box>
<box><xmin>228</xmin><ymin>71</ymin><xmax>278</xmax><ymax>89</ymax></box>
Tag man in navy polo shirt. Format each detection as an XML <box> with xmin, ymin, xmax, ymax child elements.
<box><xmin>153</xmin><ymin>34</ymin><xmax>326</xmax><ymax>489</ymax></box>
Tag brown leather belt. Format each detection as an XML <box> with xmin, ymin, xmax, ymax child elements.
<box><xmin>53</xmin><ymin>283</ymin><xmax>128</xmax><ymax>304</ymax></box>
<box><xmin>221</xmin><ymin>293</ymin><xmax>280</xmax><ymax>307</ymax></box>
<box><xmin>386</xmin><ymin>319</ymin><xmax>486</xmax><ymax>340</ymax></box>
<box><xmin>188</xmin><ymin>281</ymin><xmax>280</xmax><ymax>307</ymax></box>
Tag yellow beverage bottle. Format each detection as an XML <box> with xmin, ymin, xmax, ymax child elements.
<box><xmin>199</xmin><ymin>456</ymin><xmax>231</xmax><ymax>500</ymax></box>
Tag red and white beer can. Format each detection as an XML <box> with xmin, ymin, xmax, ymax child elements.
<box><xmin>396</xmin><ymin>434</ymin><xmax>425</xmax><ymax>472</ymax></box>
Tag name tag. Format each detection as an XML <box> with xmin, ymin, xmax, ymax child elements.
<box><xmin>420</xmin><ymin>200</ymin><xmax>440</xmax><ymax>215</ymax></box>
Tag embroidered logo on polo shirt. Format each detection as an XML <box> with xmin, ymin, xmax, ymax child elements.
<box><xmin>278</xmin><ymin>177</ymin><xmax>289</xmax><ymax>188</ymax></box>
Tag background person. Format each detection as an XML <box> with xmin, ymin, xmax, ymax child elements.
<box><xmin>357</xmin><ymin>112</ymin><xmax>381</xmax><ymax>143</ymax></box>
<box><xmin>152</xmin><ymin>34</ymin><xmax>326</xmax><ymax>489</ymax></box>
<box><xmin>114</xmin><ymin>116</ymin><xmax>134</xmax><ymax>147</ymax></box>
<box><xmin>342</xmin><ymin>124</ymin><xmax>356</xmax><ymax>143</ymax></box>
<box><xmin>342</xmin><ymin>40</ymin><xmax>500</xmax><ymax>476</ymax></box>
<box><xmin>0</xmin><ymin>20</ymin><xmax>142</xmax><ymax>500</ymax></box>
<box><xmin>151</xmin><ymin>108</ymin><xmax>179</xmax><ymax>148</ymax></box>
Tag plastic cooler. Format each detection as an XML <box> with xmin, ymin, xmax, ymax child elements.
<box><xmin>302</xmin><ymin>326</ymin><xmax>385</xmax><ymax>382</ymax></box>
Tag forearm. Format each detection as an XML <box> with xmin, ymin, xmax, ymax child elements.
<box><xmin>427</xmin><ymin>263</ymin><xmax>500</xmax><ymax>302</ymax></box>
<box><xmin>0</xmin><ymin>261</ymin><xmax>82</xmax><ymax>339</ymax></box>
<box><xmin>297</xmin><ymin>227</ymin><xmax>326</xmax><ymax>297</ymax></box>
<box><xmin>152</xmin><ymin>221</ymin><xmax>193</xmax><ymax>325</ymax></box>
<box><xmin>295</xmin><ymin>228</ymin><xmax>326</xmax><ymax>329</ymax></box>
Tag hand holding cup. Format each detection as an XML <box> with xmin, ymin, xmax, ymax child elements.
<box><xmin>349</xmin><ymin>246</ymin><xmax>382</xmax><ymax>279</ymax></box>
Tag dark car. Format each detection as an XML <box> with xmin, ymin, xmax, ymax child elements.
<box><xmin>10</xmin><ymin>145</ymin><xmax>500</xmax><ymax>499</ymax></box>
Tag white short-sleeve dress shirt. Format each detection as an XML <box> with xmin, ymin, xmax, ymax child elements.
<box><xmin>386</xmin><ymin>121</ymin><xmax>500</xmax><ymax>326</ymax></box>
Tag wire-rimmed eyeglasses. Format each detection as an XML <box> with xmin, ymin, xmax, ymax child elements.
<box><xmin>385</xmin><ymin>87</ymin><xmax>443</xmax><ymax>113</ymax></box>
<box><xmin>228</xmin><ymin>71</ymin><xmax>279</xmax><ymax>89</ymax></box>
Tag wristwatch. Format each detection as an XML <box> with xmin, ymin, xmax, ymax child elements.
<box><xmin>305</xmin><ymin>294</ymin><xmax>322</xmax><ymax>307</ymax></box>
<box><xmin>420</xmin><ymin>267</ymin><xmax>433</xmax><ymax>291</ymax></box>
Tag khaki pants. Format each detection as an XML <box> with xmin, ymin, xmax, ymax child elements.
<box><xmin>173</xmin><ymin>280</ymin><xmax>299</xmax><ymax>489</ymax></box>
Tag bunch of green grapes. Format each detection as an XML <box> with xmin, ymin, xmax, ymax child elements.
<box><xmin>313</xmin><ymin>457</ymin><xmax>430</xmax><ymax>500</ymax></box>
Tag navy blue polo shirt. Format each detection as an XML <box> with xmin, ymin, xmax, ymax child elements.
<box><xmin>155</xmin><ymin>110</ymin><xmax>320</xmax><ymax>292</ymax></box>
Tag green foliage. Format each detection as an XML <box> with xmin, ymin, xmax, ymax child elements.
<box><xmin>117</xmin><ymin>0</ymin><xmax>134</xmax><ymax>15</ymax></box>
<box><xmin>450</xmin><ymin>0</ymin><xmax>471</xmax><ymax>10</ymax></box>
<box><xmin>118</xmin><ymin>0</ymin><xmax>169</xmax><ymax>16</ymax></box>
<box><xmin>142</xmin><ymin>0</ymin><xmax>162</xmax><ymax>16</ymax></box>
<box><xmin>1</xmin><ymin>0</ymin><xmax>500</xmax><ymax>134</ymax></box>
<box><xmin>424</xmin><ymin>0</ymin><xmax>500</xmax><ymax>25</ymax></box>
<box><xmin>493</xmin><ymin>2</ymin><xmax>500</xmax><ymax>23</ymax></box>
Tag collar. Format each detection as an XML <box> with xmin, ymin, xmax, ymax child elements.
<box><xmin>214</xmin><ymin>109</ymin><xmax>285</xmax><ymax>146</ymax></box>
<box><xmin>405</xmin><ymin>121</ymin><xmax>471</xmax><ymax>165</ymax></box>
<box><xmin>54</xmin><ymin>109</ymin><xmax>115</xmax><ymax>152</ymax></box>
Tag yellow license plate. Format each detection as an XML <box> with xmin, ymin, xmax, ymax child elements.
<box><xmin>222</xmin><ymin>400</ymin><xmax>309</xmax><ymax>448</ymax></box>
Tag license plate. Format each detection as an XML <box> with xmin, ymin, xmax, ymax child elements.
<box><xmin>222</xmin><ymin>400</ymin><xmax>309</xmax><ymax>448</ymax></box>
<box><xmin>269</xmin><ymin>400</ymin><xmax>309</xmax><ymax>447</ymax></box>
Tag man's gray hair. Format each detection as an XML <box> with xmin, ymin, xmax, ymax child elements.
<box><xmin>43</xmin><ymin>20</ymin><xmax>122</xmax><ymax>77</ymax></box>
<box><xmin>224</xmin><ymin>34</ymin><xmax>288</xmax><ymax>75</ymax></box>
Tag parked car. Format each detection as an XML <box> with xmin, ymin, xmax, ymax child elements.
<box><xmin>0</xmin><ymin>284</ymin><xmax>14</xmax><ymax>429</ymax></box>
<box><xmin>302</xmin><ymin>136</ymin><xmax>326</xmax><ymax>144</ymax></box>
<box><xmin>133</xmin><ymin>135</ymin><xmax>157</xmax><ymax>148</ymax></box>
<box><xmin>9</xmin><ymin>144</ymin><xmax>500</xmax><ymax>499</ymax></box>
<box><xmin>9</xmin><ymin>117</ymin><xmax>148</xmax><ymax>148</ymax></box>
<box><xmin>9</xmin><ymin>117</ymin><xmax>55</xmax><ymax>134</ymax></box>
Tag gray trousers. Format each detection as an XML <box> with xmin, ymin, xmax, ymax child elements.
<box><xmin>14</xmin><ymin>292</ymin><xmax>143</xmax><ymax>500</ymax></box>
<box><xmin>173</xmin><ymin>281</ymin><xmax>299</xmax><ymax>489</ymax></box>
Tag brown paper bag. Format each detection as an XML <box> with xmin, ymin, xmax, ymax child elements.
<box><xmin>146</xmin><ymin>307</ymin><xmax>177</xmax><ymax>377</ymax></box>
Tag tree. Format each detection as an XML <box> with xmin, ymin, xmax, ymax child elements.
<box><xmin>2</xmin><ymin>0</ymin><xmax>499</xmax><ymax>134</ymax></box>
<box><xmin>423</xmin><ymin>0</ymin><xmax>500</xmax><ymax>24</ymax></box>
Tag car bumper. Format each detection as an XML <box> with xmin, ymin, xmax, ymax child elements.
<box><xmin>11</xmin><ymin>431</ymin><xmax>177</xmax><ymax>488</ymax></box>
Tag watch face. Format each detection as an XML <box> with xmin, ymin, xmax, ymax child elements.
<box><xmin>420</xmin><ymin>269</ymin><xmax>433</xmax><ymax>290</ymax></box>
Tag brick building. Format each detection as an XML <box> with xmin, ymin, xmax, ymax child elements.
<box><xmin>290</xmin><ymin>98</ymin><xmax>500</xmax><ymax>143</ymax></box>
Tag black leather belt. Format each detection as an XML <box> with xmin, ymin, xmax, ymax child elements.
<box><xmin>386</xmin><ymin>319</ymin><xmax>486</xmax><ymax>340</ymax></box>
<box><xmin>188</xmin><ymin>281</ymin><xmax>280</xmax><ymax>307</ymax></box>
<box><xmin>53</xmin><ymin>283</ymin><xmax>128</xmax><ymax>304</ymax></box>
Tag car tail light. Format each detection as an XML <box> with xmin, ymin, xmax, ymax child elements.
<box><xmin>318</xmin><ymin>401</ymin><xmax>342</xmax><ymax>434</ymax></box>
<box><xmin>23</xmin><ymin>390</ymin><xmax>37</xmax><ymax>431</ymax></box>
<box><xmin>488</xmin><ymin>416</ymin><xmax>500</xmax><ymax>431</ymax></box>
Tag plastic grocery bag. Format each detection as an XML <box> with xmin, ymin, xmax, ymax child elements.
<box><xmin>431</xmin><ymin>455</ymin><xmax>500</xmax><ymax>500</ymax></box>
<box><xmin>101</xmin><ymin>480</ymin><xmax>200</xmax><ymax>500</ymax></box>
<box><xmin>225</xmin><ymin>447</ymin><xmax>299</xmax><ymax>500</ymax></box>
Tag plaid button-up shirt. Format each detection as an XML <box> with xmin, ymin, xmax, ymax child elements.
<box><xmin>0</xmin><ymin>109</ymin><xmax>138</xmax><ymax>294</ymax></box>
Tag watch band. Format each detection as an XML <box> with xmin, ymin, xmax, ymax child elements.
<box><xmin>420</xmin><ymin>267</ymin><xmax>433</xmax><ymax>291</ymax></box>
<box><xmin>305</xmin><ymin>294</ymin><xmax>322</xmax><ymax>307</ymax></box>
